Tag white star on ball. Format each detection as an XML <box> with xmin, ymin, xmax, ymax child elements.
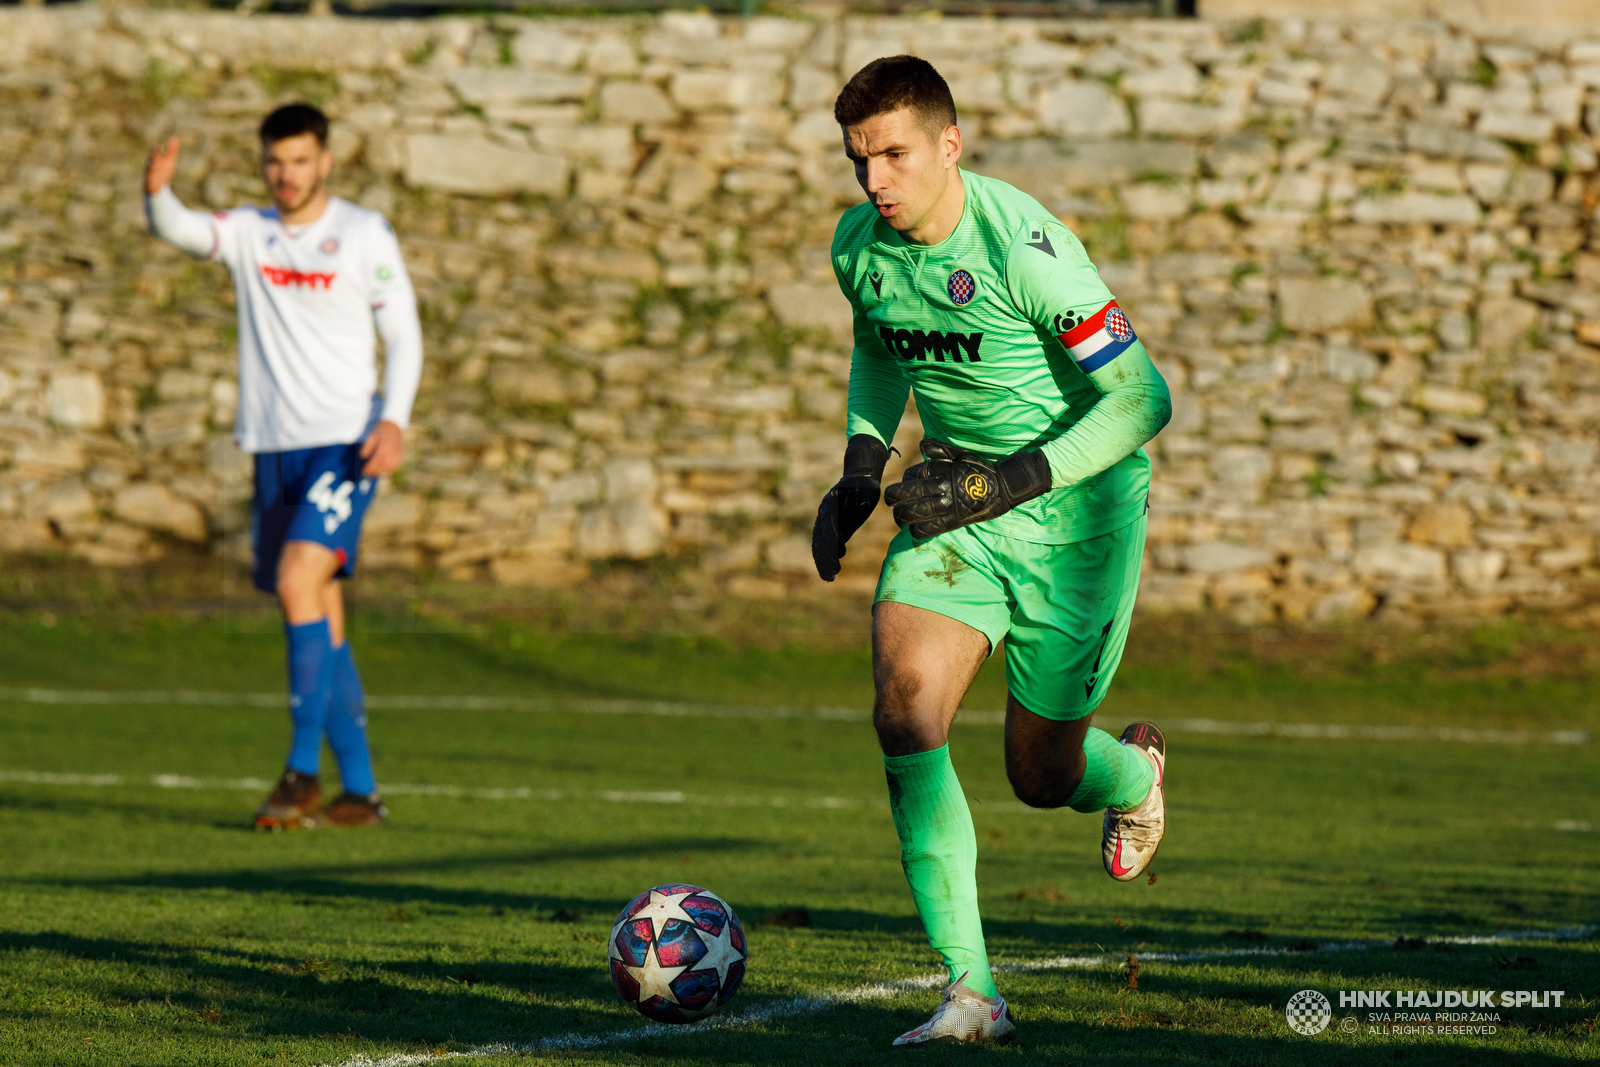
<box><xmin>690</xmin><ymin>920</ymin><xmax>743</xmax><ymax>989</ymax></box>
<box><xmin>623</xmin><ymin>944</ymin><xmax>688</xmax><ymax>1005</ymax></box>
<box><xmin>638</xmin><ymin>889</ymin><xmax>700</xmax><ymax>941</ymax></box>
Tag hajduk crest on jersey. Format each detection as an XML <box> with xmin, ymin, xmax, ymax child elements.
<box><xmin>947</xmin><ymin>269</ymin><xmax>976</xmax><ymax>306</ymax></box>
<box><xmin>1059</xmin><ymin>301</ymin><xmax>1137</xmax><ymax>372</ymax></box>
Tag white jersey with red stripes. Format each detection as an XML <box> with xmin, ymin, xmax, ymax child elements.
<box><xmin>149</xmin><ymin>191</ymin><xmax>421</xmax><ymax>454</ymax></box>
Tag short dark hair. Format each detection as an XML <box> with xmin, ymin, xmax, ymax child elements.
<box><xmin>834</xmin><ymin>56</ymin><xmax>957</xmax><ymax>139</ymax></box>
<box><xmin>260</xmin><ymin>103</ymin><xmax>329</xmax><ymax>147</ymax></box>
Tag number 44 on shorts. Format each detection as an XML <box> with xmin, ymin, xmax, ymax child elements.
<box><xmin>306</xmin><ymin>471</ymin><xmax>355</xmax><ymax>535</ymax></box>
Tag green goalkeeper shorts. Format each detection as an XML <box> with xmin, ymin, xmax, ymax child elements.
<box><xmin>874</xmin><ymin>511</ymin><xmax>1147</xmax><ymax>721</ymax></box>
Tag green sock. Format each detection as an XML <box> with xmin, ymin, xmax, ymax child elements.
<box><xmin>884</xmin><ymin>745</ymin><xmax>998</xmax><ymax>999</ymax></box>
<box><xmin>1067</xmin><ymin>728</ymin><xmax>1155</xmax><ymax>813</ymax></box>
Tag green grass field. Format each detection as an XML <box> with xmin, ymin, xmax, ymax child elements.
<box><xmin>1</xmin><ymin>599</ymin><xmax>1597</xmax><ymax>1066</ymax></box>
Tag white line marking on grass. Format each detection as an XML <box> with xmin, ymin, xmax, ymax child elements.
<box><xmin>4</xmin><ymin>769</ymin><xmax>1589</xmax><ymax>836</ymax></box>
<box><xmin>1435</xmin><ymin>925</ymin><xmax>1597</xmax><ymax>944</ymax></box>
<box><xmin>330</xmin><ymin>976</ymin><xmax>955</xmax><ymax>1066</ymax></box>
<box><xmin>1164</xmin><ymin>717</ymin><xmax>1593</xmax><ymax>746</ymax></box>
<box><xmin>0</xmin><ymin>687</ymin><xmax>1587</xmax><ymax>745</ymax></box>
<box><xmin>0</xmin><ymin>687</ymin><xmax>287</xmax><ymax>708</ymax></box>
<box><xmin>0</xmin><ymin>770</ymin><xmax>859</xmax><ymax>811</ymax></box>
<box><xmin>0</xmin><ymin>770</ymin><xmax>126</xmax><ymax>787</ymax></box>
<box><xmin>321</xmin><ymin>925</ymin><xmax>1597</xmax><ymax>1066</ymax></box>
<box><xmin>1002</xmin><ymin>925</ymin><xmax>1599</xmax><ymax>972</ymax></box>
<box><xmin>0</xmin><ymin>687</ymin><xmax>868</xmax><ymax>720</ymax></box>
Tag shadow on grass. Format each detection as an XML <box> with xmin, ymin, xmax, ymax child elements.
<box><xmin>565</xmin><ymin>966</ymin><xmax>1596</xmax><ymax>1066</ymax></box>
<box><xmin>4</xmin><ymin>928</ymin><xmax>1593</xmax><ymax>1064</ymax></box>
<box><xmin>21</xmin><ymin>854</ymin><xmax>1267</xmax><ymax>947</ymax></box>
<box><xmin>11</xmin><ymin>836</ymin><xmax>769</xmax><ymax>912</ymax></box>
<box><xmin>0</xmin><ymin>928</ymin><xmax>623</xmax><ymax>1046</ymax></box>
<box><xmin>0</xmin><ymin>791</ymin><xmax>244</xmax><ymax>827</ymax></box>
<box><xmin>18</xmin><ymin>842</ymin><xmax>1597</xmax><ymax>961</ymax></box>
<box><xmin>803</xmin><ymin>1008</ymin><xmax>1593</xmax><ymax>1067</ymax></box>
<box><xmin>1067</xmin><ymin>944</ymin><xmax>1597</xmax><ymax>1017</ymax></box>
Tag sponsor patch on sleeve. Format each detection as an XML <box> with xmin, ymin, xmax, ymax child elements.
<box><xmin>1058</xmin><ymin>300</ymin><xmax>1137</xmax><ymax>372</ymax></box>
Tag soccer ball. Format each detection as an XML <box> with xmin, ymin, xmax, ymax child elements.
<box><xmin>608</xmin><ymin>883</ymin><xmax>747</xmax><ymax>1023</ymax></box>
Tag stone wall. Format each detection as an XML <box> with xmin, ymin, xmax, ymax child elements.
<box><xmin>1199</xmin><ymin>0</ymin><xmax>1595</xmax><ymax>33</ymax></box>
<box><xmin>2</xmin><ymin>6</ymin><xmax>1599</xmax><ymax>624</ymax></box>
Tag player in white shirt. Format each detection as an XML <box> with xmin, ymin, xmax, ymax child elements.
<box><xmin>144</xmin><ymin>103</ymin><xmax>424</xmax><ymax>829</ymax></box>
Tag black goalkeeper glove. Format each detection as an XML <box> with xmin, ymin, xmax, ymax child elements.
<box><xmin>884</xmin><ymin>438</ymin><xmax>1052</xmax><ymax>540</ymax></box>
<box><xmin>811</xmin><ymin>434</ymin><xmax>892</xmax><ymax>582</ymax></box>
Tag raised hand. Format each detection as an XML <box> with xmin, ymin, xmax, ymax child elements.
<box><xmin>145</xmin><ymin>136</ymin><xmax>180</xmax><ymax>195</ymax></box>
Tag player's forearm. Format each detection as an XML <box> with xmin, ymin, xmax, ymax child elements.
<box><xmin>845</xmin><ymin>347</ymin><xmax>910</xmax><ymax>447</ymax></box>
<box><xmin>374</xmin><ymin>296</ymin><xmax>423</xmax><ymax>429</ymax></box>
<box><xmin>144</xmin><ymin>186</ymin><xmax>217</xmax><ymax>259</ymax></box>
<box><xmin>1039</xmin><ymin>344</ymin><xmax>1172</xmax><ymax>488</ymax></box>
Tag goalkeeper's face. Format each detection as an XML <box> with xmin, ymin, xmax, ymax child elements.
<box><xmin>843</xmin><ymin>107</ymin><xmax>962</xmax><ymax>241</ymax></box>
<box><xmin>261</xmin><ymin>132</ymin><xmax>333</xmax><ymax>216</ymax></box>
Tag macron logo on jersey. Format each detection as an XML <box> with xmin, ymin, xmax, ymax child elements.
<box><xmin>260</xmin><ymin>264</ymin><xmax>337</xmax><ymax>290</ymax></box>
<box><xmin>1059</xmin><ymin>300</ymin><xmax>1137</xmax><ymax>372</ymax></box>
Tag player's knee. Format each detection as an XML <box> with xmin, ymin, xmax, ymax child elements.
<box><xmin>876</xmin><ymin>661</ymin><xmax>921</xmax><ymax>708</ymax></box>
<box><xmin>1007</xmin><ymin>773</ymin><xmax>1067</xmax><ymax>810</ymax></box>
<box><xmin>275</xmin><ymin>571</ymin><xmax>315</xmax><ymax>612</ymax></box>
<box><xmin>1005</xmin><ymin>754</ymin><xmax>1079</xmax><ymax>809</ymax></box>
<box><xmin>873</xmin><ymin>671</ymin><xmax>917</xmax><ymax>727</ymax></box>
<box><xmin>275</xmin><ymin>551</ymin><xmax>325</xmax><ymax>611</ymax></box>
<box><xmin>873</xmin><ymin>667</ymin><xmax>928</xmax><ymax>754</ymax></box>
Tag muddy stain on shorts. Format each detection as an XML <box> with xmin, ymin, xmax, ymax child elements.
<box><xmin>922</xmin><ymin>546</ymin><xmax>971</xmax><ymax>587</ymax></box>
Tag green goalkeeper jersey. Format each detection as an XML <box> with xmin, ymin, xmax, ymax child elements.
<box><xmin>833</xmin><ymin>170</ymin><xmax>1172</xmax><ymax>545</ymax></box>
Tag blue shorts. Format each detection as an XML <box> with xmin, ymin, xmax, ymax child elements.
<box><xmin>251</xmin><ymin>443</ymin><xmax>377</xmax><ymax>594</ymax></box>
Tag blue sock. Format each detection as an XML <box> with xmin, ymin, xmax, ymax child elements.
<box><xmin>285</xmin><ymin>618</ymin><xmax>334</xmax><ymax>775</ymax></box>
<box><xmin>325</xmin><ymin>641</ymin><xmax>377</xmax><ymax>796</ymax></box>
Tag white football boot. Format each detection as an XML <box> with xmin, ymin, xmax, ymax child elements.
<box><xmin>891</xmin><ymin>972</ymin><xmax>1015</xmax><ymax>1047</ymax></box>
<box><xmin>1102</xmin><ymin>721</ymin><xmax>1166</xmax><ymax>882</ymax></box>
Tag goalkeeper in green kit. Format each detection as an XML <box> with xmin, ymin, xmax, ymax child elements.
<box><xmin>811</xmin><ymin>56</ymin><xmax>1173</xmax><ymax>1046</ymax></box>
